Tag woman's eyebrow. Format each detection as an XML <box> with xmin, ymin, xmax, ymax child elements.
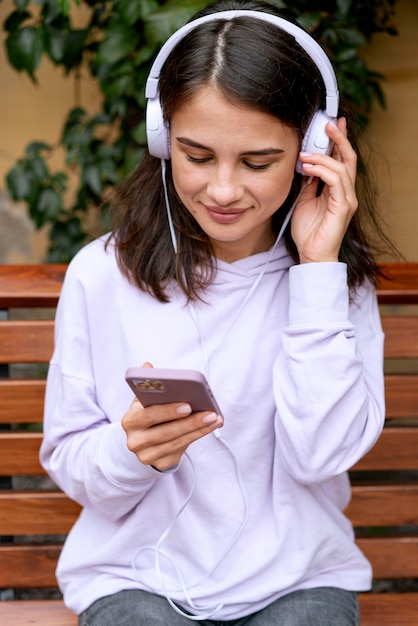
<box><xmin>176</xmin><ymin>137</ymin><xmax>209</xmax><ymax>150</ymax></box>
<box><xmin>176</xmin><ymin>136</ymin><xmax>284</xmax><ymax>155</ymax></box>
<box><xmin>243</xmin><ymin>148</ymin><xmax>285</xmax><ymax>156</ymax></box>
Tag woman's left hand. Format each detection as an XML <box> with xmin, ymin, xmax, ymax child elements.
<box><xmin>292</xmin><ymin>117</ymin><xmax>358</xmax><ymax>264</ymax></box>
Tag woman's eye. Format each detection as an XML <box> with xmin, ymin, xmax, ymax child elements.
<box><xmin>186</xmin><ymin>155</ymin><xmax>211</xmax><ymax>164</ymax></box>
<box><xmin>244</xmin><ymin>161</ymin><xmax>271</xmax><ymax>171</ymax></box>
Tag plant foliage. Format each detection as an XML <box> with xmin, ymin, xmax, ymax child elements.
<box><xmin>2</xmin><ymin>0</ymin><xmax>398</xmax><ymax>261</ymax></box>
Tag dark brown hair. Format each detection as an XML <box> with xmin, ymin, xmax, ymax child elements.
<box><xmin>110</xmin><ymin>0</ymin><xmax>394</xmax><ymax>302</ymax></box>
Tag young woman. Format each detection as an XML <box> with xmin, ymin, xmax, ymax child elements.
<box><xmin>40</xmin><ymin>1</ymin><xmax>390</xmax><ymax>624</ymax></box>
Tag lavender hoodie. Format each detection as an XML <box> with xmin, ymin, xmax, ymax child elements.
<box><xmin>40</xmin><ymin>235</ymin><xmax>385</xmax><ymax>618</ymax></box>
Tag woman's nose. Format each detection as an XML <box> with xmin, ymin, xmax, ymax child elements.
<box><xmin>206</xmin><ymin>166</ymin><xmax>244</xmax><ymax>206</ymax></box>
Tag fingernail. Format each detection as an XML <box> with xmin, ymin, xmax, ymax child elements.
<box><xmin>177</xmin><ymin>403</ymin><xmax>192</xmax><ymax>415</ymax></box>
<box><xmin>202</xmin><ymin>412</ymin><xmax>221</xmax><ymax>426</ymax></box>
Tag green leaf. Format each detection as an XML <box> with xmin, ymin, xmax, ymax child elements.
<box><xmin>82</xmin><ymin>164</ymin><xmax>102</xmax><ymax>195</ymax></box>
<box><xmin>41</xmin><ymin>0</ymin><xmax>66</xmax><ymax>24</ymax></box>
<box><xmin>121</xmin><ymin>147</ymin><xmax>144</xmax><ymax>176</ymax></box>
<box><xmin>43</xmin><ymin>25</ymin><xmax>66</xmax><ymax>63</ymax></box>
<box><xmin>334</xmin><ymin>47</ymin><xmax>357</xmax><ymax>62</ymax></box>
<box><xmin>133</xmin><ymin>44</ymin><xmax>155</xmax><ymax>66</ymax></box>
<box><xmin>113</xmin><ymin>0</ymin><xmax>158</xmax><ymax>25</ymax></box>
<box><xmin>296</xmin><ymin>12</ymin><xmax>322</xmax><ymax>32</ymax></box>
<box><xmin>335</xmin><ymin>27</ymin><xmax>366</xmax><ymax>47</ymax></box>
<box><xmin>61</xmin><ymin>108</ymin><xmax>93</xmax><ymax>155</ymax></box>
<box><xmin>144</xmin><ymin>0</ymin><xmax>211</xmax><ymax>44</ymax></box>
<box><xmin>36</xmin><ymin>187</ymin><xmax>63</xmax><ymax>221</ymax></box>
<box><xmin>30</xmin><ymin>155</ymin><xmax>49</xmax><ymax>181</ymax></box>
<box><xmin>56</xmin><ymin>0</ymin><xmax>77</xmax><ymax>16</ymax></box>
<box><xmin>102</xmin><ymin>74</ymin><xmax>132</xmax><ymax>98</ymax></box>
<box><xmin>90</xmin><ymin>113</ymin><xmax>113</xmax><ymax>126</ymax></box>
<box><xmin>61</xmin><ymin>29</ymin><xmax>88</xmax><ymax>69</ymax></box>
<box><xmin>98</xmin><ymin>158</ymin><xmax>119</xmax><ymax>184</ymax></box>
<box><xmin>6</xmin><ymin>164</ymin><xmax>35</xmax><ymax>201</ymax></box>
<box><xmin>106</xmin><ymin>97</ymin><xmax>128</xmax><ymax>119</ymax></box>
<box><xmin>5</xmin><ymin>26</ymin><xmax>43</xmax><ymax>77</ymax></box>
<box><xmin>25</xmin><ymin>141</ymin><xmax>51</xmax><ymax>156</ymax></box>
<box><xmin>48</xmin><ymin>217</ymin><xmax>86</xmax><ymax>263</ymax></box>
<box><xmin>4</xmin><ymin>9</ymin><xmax>31</xmax><ymax>32</ymax></box>
<box><xmin>95</xmin><ymin>142</ymin><xmax>120</xmax><ymax>158</ymax></box>
<box><xmin>50</xmin><ymin>171</ymin><xmax>69</xmax><ymax>193</ymax></box>
<box><xmin>132</xmin><ymin>120</ymin><xmax>147</xmax><ymax>145</ymax></box>
<box><xmin>96</xmin><ymin>24</ymin><xmax>138</xmax><ymax>65</ymax></box>
<box><xmin>65</xmin><ymin>106</ymin><xmax>87</xmax><ymax>125</ymax></box>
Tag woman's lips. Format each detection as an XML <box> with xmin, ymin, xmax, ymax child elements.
<box><xmin>205</xmin><ymin>206</ymin><xmax>247</xmax><ymax>224</ymax></box>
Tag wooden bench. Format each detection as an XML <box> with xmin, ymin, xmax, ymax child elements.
<box><xmin>0</xmin><ymin>262</ymin><xmax>417</xmax><ymax>625</ymax></box>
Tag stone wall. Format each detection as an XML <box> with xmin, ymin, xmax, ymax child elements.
<box><xmin>0</xmin><ymin>191</ymin><xmax>49</xmax><ymax>263</ymax></box>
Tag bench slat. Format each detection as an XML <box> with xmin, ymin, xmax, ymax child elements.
<box><xmin>0</xmin><ymin>264</ymin><xmax>66</xmax><ymax>308</ymax></box>
<box><xmin>377</xmin><ymin>262</ymin><xmax>418</xmax><ymax>304</ymax></box>
<box><xmin>0</xmin><ymin>492</ymin><xmax>81</xmax><ymax>535</ymax></box>
<box><xmin>0</xmin><ymin>544</ymin><xmax>62</xmax><ymax>587</ymax></box>
<box><xmin>0</xmin><ymin>432</ymin><xmax>44</xmax><ymax>475</ymax></box>
<box><xmin>0</xmin><ymin>379</ymin><xmax>46</xmax><ymax>424</ymax></box>
<box><xmin>381</xmin><ymin>317</ymin><xmax>418</xmax><ymax>358</ymax></box>
<box><xmin>360</xmin><ymin>593</ymin><xmax>418</xmax><ymax>626</ymax></box>
<box><xmin>0</xmin><ymin>320</ymin><xmax>54</xmax><ymax>363</ymax></box>
<box><xmin>353</xmin><ymin>427</ymin><xmax>418</xmax><ymax>471</ymax></box>
<box><xmin>0</xmin><ymin>600</ymin><xmax>77</xmax><ymax>626</ymax></box>
<box><xmin>385</xmin><ymin>375</ymin><xmax>418</xmax><ymax>418</ymax></box>
<box><xmin>357</xmin><ymin>536</ymin><xmax>418</xmax><ymax>579</ymax></box>
<box><xmin>346</xmin><ymin>484</ymin><xmax>418</xmax><ymax>527</ymax></box>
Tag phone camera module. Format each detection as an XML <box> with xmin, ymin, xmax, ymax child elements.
<box><xmin>133</xmin><ymin>378</ymin><xmax>165</xmax><ymax>391</ymax></box>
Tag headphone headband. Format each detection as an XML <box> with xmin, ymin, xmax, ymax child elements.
<box><xmin>145</xmin><ymin>9</ymin><xmax>339</xmax><ymax>168</ymax></box>
<box><xmin>146</xmin><ymin>10</ymin><xmax>339</xmax><ymax>118</ymax></box>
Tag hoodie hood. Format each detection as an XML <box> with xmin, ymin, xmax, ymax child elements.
<box><xmin>211</xmin><ymin>238</ymin><xmax>294</xmax><ymax>285</ymax></box>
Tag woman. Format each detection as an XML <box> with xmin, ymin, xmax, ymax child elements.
<box><xmin>40</xmin><ymin>1</ymin><xmax>389</xmax><ymax>624</ymax></box>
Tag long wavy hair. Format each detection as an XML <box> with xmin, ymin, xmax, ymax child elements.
<box><xmin>109</xmin><ymin>0</ymin><xmax>394</xmax><ymax>302</ymax></box>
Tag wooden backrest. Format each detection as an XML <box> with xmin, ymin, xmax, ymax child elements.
<box><xmin>347</xmin><ymin>262</ymin><xmax>418</xmax><ymax>581</ymax></box>
<box><xmin>0</xmin><ymin>265</ymin><xmax>80</xmax><ymax>590</ymax></box>
<box><xmin>0</xmin><ymin>262</ymin><xmax>417</xmax><ymax>589</ymax></box>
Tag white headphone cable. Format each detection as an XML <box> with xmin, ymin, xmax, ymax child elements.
<box><xmin>161</xmin><ymin>159</ymin><xmax>178</xmax><ymax>253</ymax></box>
<box><xmin>132</xmin><ymin>448</ymin><xmax>248</xmax><ymax>620</ymax></box>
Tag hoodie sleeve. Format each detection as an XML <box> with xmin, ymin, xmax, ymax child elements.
<box><xmin>39</xmin><ymin>254</ymin><xmax>177</xmax><ymax>522</ymax></box>
<box><xmin>273</xmin><ymin>262</ymin><xmax>385</xmax><ymax>484</ymax></box>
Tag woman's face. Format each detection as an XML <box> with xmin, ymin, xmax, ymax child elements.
<box><xmin>170</xmin><ymin>85</ymin><xmax>299</xmax><ymax>262</ymax></box>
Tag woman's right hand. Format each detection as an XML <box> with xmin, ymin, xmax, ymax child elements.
<box><xmin>121</xmin><ymin>397</ymin><xmax>223</xmax><ymax>471</ymax></box>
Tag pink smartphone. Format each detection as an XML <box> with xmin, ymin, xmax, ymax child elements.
<box><xmin>125</xmin><ymin>367</ymin><xmax>223</xmax><ymax>417</ymax></box>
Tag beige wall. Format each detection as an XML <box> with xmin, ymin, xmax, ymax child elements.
<box><xmin>362</xmin><ymin>0</ymin><xmax>418</xmax><ymax>261</ymax></box>
<box><xmin>0</xmin><ymin>0</ymin><xmax>101</xmax><ymax>262</ymax></box>
<box><xmin>0</xmin><ymin>0</ymin><xmax>417</xmax><ymax>262</ymax></box>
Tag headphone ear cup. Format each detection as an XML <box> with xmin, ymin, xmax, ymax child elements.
<box><xmin>146</xmin><ymin>95</ymin><xmax>170</xmax><ymax>160</ymax></box>
<box><xmin>295</xmin><ymin>109</ymin><xmax>335</xmax><ymax>174</ymax></box>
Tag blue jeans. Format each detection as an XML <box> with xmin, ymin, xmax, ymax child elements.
<box><xmin>79</xmin><ymin>587</ymin><xmax>359</xmax><ymax>625</ymax></box>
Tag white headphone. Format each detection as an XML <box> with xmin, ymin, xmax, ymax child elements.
<box><xmin>145</xmin><ymin>9</ymin><xmax>339</xmax><ymax>174</ymax></box>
